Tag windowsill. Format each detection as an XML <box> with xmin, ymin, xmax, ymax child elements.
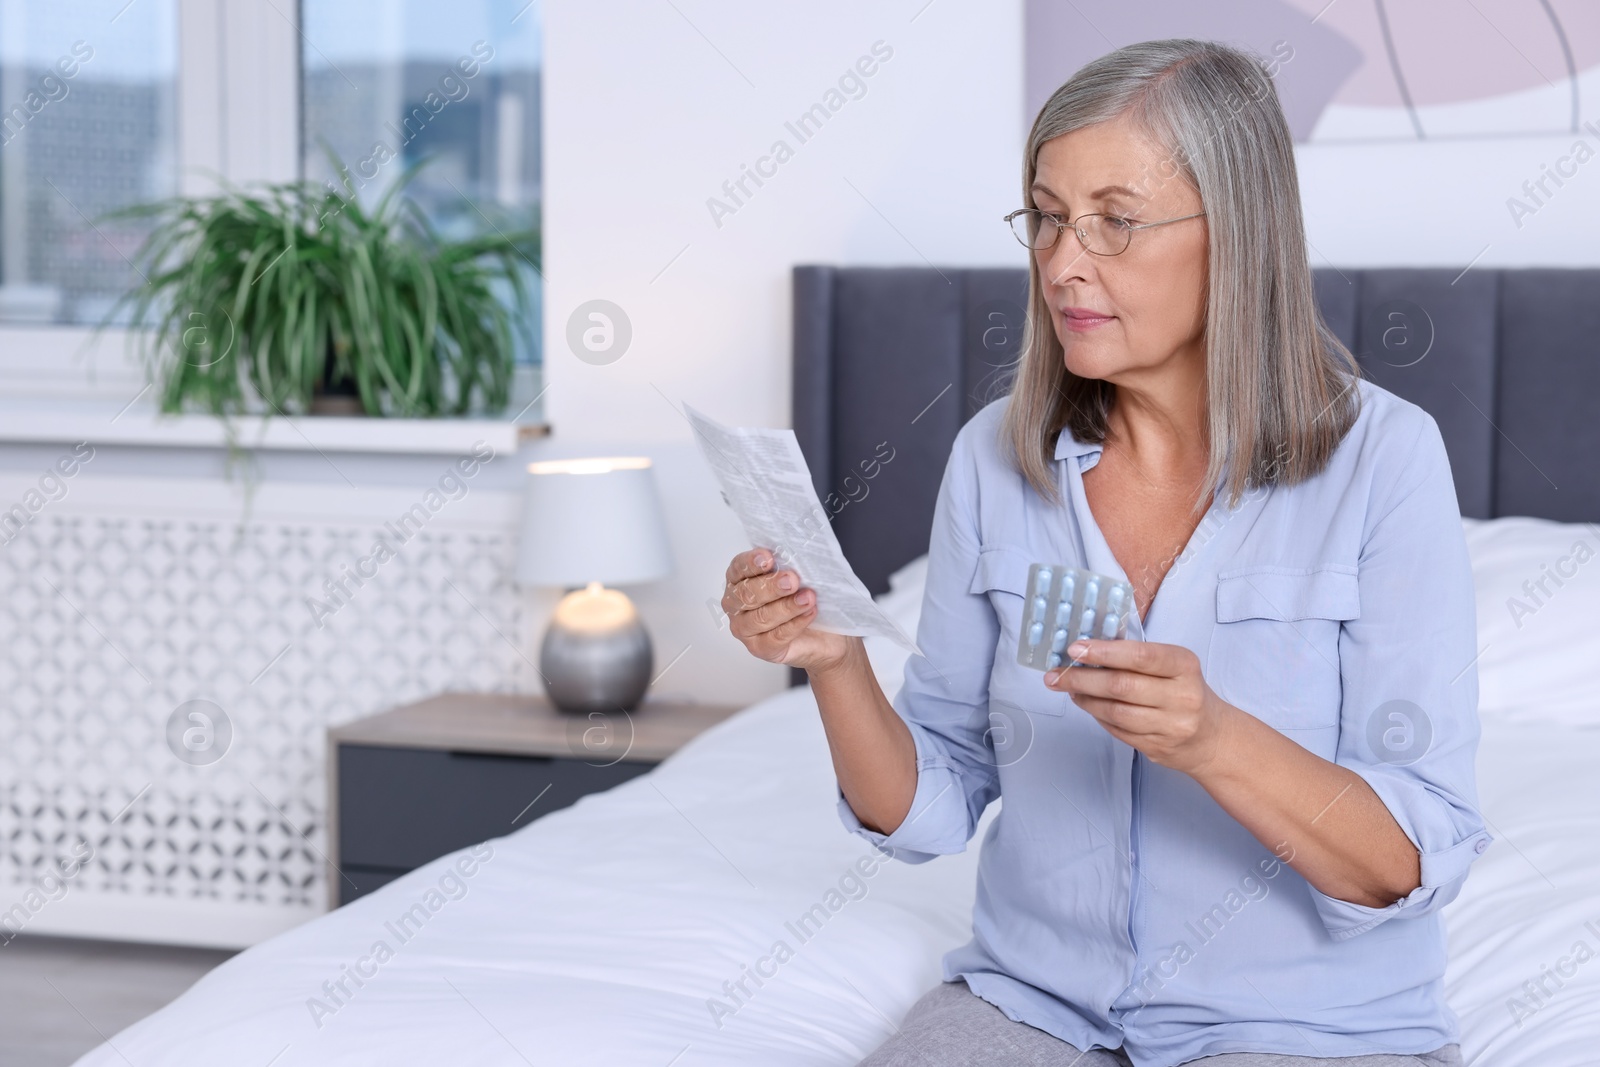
<box><xmin>0</xmin><ymin>399</ymin><xmax>550</xmax><ymax>455</ymax></box>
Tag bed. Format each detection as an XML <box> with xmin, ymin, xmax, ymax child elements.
<box><xmin>76</xmin><ymin>266</ymin><xmax>1600</xmax><ymax>1066</ymax></box>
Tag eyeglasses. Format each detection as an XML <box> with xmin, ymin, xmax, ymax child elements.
<box><xmin>1003</xmin><ymin>207</ymin><xmax>1206</xmax><ymax>256</ymax></box>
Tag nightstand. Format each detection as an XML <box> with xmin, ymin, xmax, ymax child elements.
<box><xmin>325</xmin><ymin>692</ymin><xmax>743</xmax><ymax>908</ymax></box>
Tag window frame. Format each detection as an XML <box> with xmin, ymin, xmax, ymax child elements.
<box><xmin>0</xmin><ymin>0</ymin><xmax>302</xmax><ymax>398</ymax></box>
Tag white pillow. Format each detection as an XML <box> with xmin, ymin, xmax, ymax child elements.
<box><xmin>862</xmin><ymin>554</ymin><xmax>929</xmax><ymax>697</ymax></box>
<box><xmin>886</xmin><ymin>552</ymin><xmax>929</xmax><ymax>595</ymax></box>
<box><xmin>1462</xmin><ymin>515</ymin><xmax>1600</xmax><ymax>728</ymax></box>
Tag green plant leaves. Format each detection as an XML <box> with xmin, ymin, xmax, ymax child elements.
<box><xmin>102</xmin><ymin>158</ymin><xmax>538</xmax><ymax>419</ymax></box>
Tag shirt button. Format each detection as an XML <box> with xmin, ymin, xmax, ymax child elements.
<box><xmin>1475</xmin><ymin>838</ymin><xmax>1489</xmax><ymax>854</ymax></box>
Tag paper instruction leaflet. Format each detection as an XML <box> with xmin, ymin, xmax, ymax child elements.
<box><xmin>685</xmin><ymin>403</ymin><xmax>921</xmax><ymax>656</ymax></box>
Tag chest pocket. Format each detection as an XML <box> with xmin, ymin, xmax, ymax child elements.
<box><xmin>1207</xmin><ymin>566</ymin><xmax>1359</xmax><ymax>731</ymax></box>
<box><xmin>971</xmin><ymin>545</ymin><xmax>1077</xmax><ymax>719</ymax></box>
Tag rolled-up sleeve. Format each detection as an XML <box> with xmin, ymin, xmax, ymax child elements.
<box><xmin>835</xmin><ymin>421</ymin><xmax>1002</xmax><ymax>864</ymax></box>
<box><xmin>1312</xmin><ymin>410</ymin><xmax>1494</xmax><ymax>940</ymax></box>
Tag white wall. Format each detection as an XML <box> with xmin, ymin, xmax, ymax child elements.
<box><xmin>539</xmin><ymin>0</ymin><xmax>1028</xmax><ymax>708</ymax></box>
<box><xmin>1297</xmin><ymin>128</ymin><xmax>1600</xmax><ymax>269</ymax></box>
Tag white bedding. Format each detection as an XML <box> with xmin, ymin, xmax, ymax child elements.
<box><xmin>75</xmin><ymin>516</ymin><xmax>1600</xmax><ymax>1066</ymax></box>
<box><xmin>1440</xmin><ymin>716</ymin><xmax>1600</xmax><ymax>1064</ymax></box>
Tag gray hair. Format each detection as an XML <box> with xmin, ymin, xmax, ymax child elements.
<box><xmin>999</xmin><ymin>38</ymin><xmax>1361</xmax><ymax>514</ymax></box>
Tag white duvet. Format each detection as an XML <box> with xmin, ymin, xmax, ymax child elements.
<box><xmin>75</xmin><ymin>516</ymin><xmax>1600</xmax><ymax>1066</ymax></box>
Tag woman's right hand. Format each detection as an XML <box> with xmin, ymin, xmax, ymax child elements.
<box><xmin>723</xmin><ymin>547</ymin><xmax>854</xmax><ymax>674</ymax></box>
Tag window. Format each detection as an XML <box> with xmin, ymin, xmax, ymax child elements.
<box><xmin>0</xmin><ymin>0</ymin><xmax>543</xmax><ymax>412</ymax></box>
<box><xmin>0</xmin><ymin>0</ymin><xmax>178</xmax><ymax>326</ymax></box>
<box><xmin>300</xmin><ymin>0</ymin><xmax>543</xmax><ymax>366</ymax></box>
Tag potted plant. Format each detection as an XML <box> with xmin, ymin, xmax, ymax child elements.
<box><xmin>105</xmin><ymin>159</ymin><xmax>538</xmax><ymax>419</ymax></box>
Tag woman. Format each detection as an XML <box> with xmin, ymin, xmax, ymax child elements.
<box><xmin>722</xmin><ymin>39</ymin><xmax>1489</xmax><ymax>1067</ymax></box>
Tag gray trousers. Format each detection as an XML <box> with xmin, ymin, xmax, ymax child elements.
<box><xmin>856</xmin><ymin>979</ymin><xmax>1466</xmax><ymax>1067</ymax></box>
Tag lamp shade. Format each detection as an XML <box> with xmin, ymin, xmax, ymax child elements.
<box><xmin>515</xmin><ymin>457</ymin><xmax>673</xmax><ymax>588</ymax></box>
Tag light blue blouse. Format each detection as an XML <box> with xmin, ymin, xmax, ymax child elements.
<box><xmin>837</xmin><ymin>377</ymin><xmax>1493</xmax><ymax>1066</ymax></box>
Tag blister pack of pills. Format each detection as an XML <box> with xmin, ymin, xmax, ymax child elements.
<box><xmin>1016</xmin><ymin>563</ymin><xmax>1137</xmax><ymax>671</ymax></box>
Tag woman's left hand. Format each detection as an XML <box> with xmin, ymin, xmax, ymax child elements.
<box><xmin>1044</xmin><ymin>638</ymin><xmax>1236</xmax><ymax>778</ymax></box>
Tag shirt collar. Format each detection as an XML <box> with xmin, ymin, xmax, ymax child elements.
<box><xmin>1053</xmin><ymin>421</ymin><xmax>1248</xmax><ymax>512</ymax></box>
<box><xmin>1053</xmin><ymin>425</ymin><xmax>1104</xmax><ymax>463</ymax></box>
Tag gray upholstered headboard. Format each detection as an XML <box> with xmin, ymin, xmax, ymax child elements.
<box><xmin>792</xmin><ymin>265</ymin><xmax>1600</xmax><ymax>604</ymax></box>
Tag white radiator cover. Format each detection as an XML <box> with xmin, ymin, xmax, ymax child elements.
<box><xmin>0</xmin><ymin>470</ymin><xmax>529</xmax><ymax>948</ymax></box>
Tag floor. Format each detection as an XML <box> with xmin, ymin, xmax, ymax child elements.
<box><xmin>0</xmin><ymin>934</ymin><xmax>235</xmax><ymax>1067</ymax></box>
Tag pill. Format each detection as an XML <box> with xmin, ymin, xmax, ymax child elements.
<box><xmin>1028</xmin><ymin>621</ymin><xmax>1044</xmax><ymax>645</ymax></box>
<box><xmin>1033</xmin><ymin>568</ymin><xmax>1053</xmax><ymax>597</ymax></box>
<box><xmin>1046</xmin><ymin>650</ymin><xmax>1062</xmax><ymax>669</ymax></box>
<box><xmin>1050</xmin><ymin>627</ymin><xmax>1069</xmax><ymax>653</ymax></box>
<box><xmin>1032</xmin><ymin>595</ymin><xmax>1048</xmax><ymax>622</ymax></box>
<box><xmin>1101</xmin><ymin>588</ymin><xmax>1126</xmax><ymax>637</ymax></box>
<box><xmin>1078</xmin><ymin>606</ymin><xmax>1095</xmax><ymax>640</ymax></box>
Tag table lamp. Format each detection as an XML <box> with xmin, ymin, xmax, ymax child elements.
<box><xmin>515</xmin><ymin>457</ymin><xmax>673</xmax><ymax>713</ymax></box>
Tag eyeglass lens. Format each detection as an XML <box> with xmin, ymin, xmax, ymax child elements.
<box><xmin>1010</xmin><ymin>211</ymin><xmax>1131</xmax><ymax>255</ymax></box>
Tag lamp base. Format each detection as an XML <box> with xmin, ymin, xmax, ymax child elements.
<box><xmin>539</xmin><ymin>583</ymin><xmax>653</xmax><ymax>713</ymax></box>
